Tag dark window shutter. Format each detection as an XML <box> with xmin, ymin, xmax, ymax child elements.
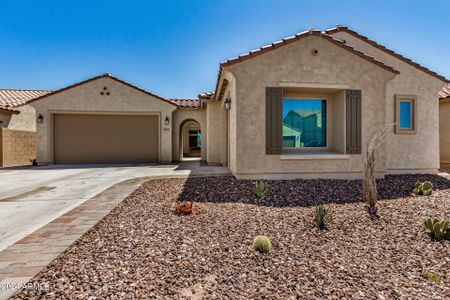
<box><xmin>266</xmin><ymin>87</ymin><xmax>283</xmax><ymax>155</ymax></box>
<box><xmin>346</xmin><ymin>90</ymin><xmax>362</xmax><ymax>154</ymax></box>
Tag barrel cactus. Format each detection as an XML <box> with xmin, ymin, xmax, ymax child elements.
<box><xmin>424</xmin><ymin>218</ymin><xmax>450</xmax><ymax>241</ymax></box>
<box><xmin>253</xmin><ymin>235</ymin><xmax>272</xmax><ymax>253</ymax></box>
<box><xmin>252</xmin><ymin>180</ymin><xmax>269</xmax><ymax>198</ymax></box>
<box><xmin>413</xmin><ymin>181</ymin><xmax>433</xmax><ymax>196</ymax></box>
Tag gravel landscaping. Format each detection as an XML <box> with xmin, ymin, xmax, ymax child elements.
<box><xmin>13</xmin><ymin>174</ymin><xmax>450</xmax><ymax>299</ymax></box>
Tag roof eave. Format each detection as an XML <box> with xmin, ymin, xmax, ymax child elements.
<box><xmin>326</xmin><ymin>25</ymin><xmax>450</xmax><ymax>83</ymax></box>
<box><xmin>26</xmin><ymin>73</ymin><xmax>178</xmax><ymax>107</ymax></box>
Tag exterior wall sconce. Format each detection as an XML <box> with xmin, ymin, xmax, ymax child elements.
<box><xmin>165</xmin><ymin>116</ymin><xmax>170</xmax><ymax>125</ymax></box>
<box><xmin>37</xmin><ymin>114</ymin><xmax>44</xmax><ymax>123</ymax></box>
<box><xmin>224</xmin><ymin>98</ymin><xmax>231</xmax><ymax>110</ymax></box>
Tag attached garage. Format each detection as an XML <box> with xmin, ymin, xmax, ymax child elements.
<box><xmin>53</xmin><ymin>114</ymin><xmax>159</xmax><ymax>164</ymax></box>
<box><xmin>28</xmin><ymin>74</ymin><xmax>177</xmax><ymax>165</ymax></box>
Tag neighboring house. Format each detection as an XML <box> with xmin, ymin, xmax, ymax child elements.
<box><xmin>0</xmin><ymin>89</ymin><xmax>51</xmax><ymax>167</ymax></box>
<box><xmin>0</xmin><ymin>25</ymin><xmax>448</xmax><ymax>179</ymax></box>
<box><xmin>440</xmin><ymin>84</ymin><xmax>450</xmax><ymax>164</ymax></box>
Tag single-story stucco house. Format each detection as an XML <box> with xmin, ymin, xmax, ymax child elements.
<box><xmin>0</xmin><ymin>25</ymin><xmax>449</xmax><ymax>179</ymax></box>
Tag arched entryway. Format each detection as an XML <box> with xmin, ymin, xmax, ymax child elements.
<box><xmin>179</xmin><ymin>119</ymin><xmax>202</xmax><ymax>161</ymax></box>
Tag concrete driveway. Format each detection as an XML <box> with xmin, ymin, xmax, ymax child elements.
<box><xmin>0</xmin><ymin>162</ymin><xmax>229</xmax><ymax>252</ymax></box>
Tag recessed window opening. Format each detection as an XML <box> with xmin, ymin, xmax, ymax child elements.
<box><xmin>282</xmin><ymin>98</ymin><xmax>327</xmax><ymax>148</ymax></box>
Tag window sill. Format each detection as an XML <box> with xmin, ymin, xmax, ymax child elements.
<box><xmin>279</xmin><ymin>152</ymin><xmax>350</xmax><ymax>160</ymax></box>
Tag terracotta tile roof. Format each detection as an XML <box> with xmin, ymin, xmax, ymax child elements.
<box><xmin>198</xmin><ymin>92</ymin><xmax>214</xmax><ymax>100</ymax></box>
<box><xmin>0</xmin><ymin>89</ymin><xmax>52</xmax><ymax>108</ymax></box>
<box><xmin>220</xmin><ymin>29</ymin><xmax>400</xmax><ymax>74</ymax></box>
<box><xmin>0</xmin><ymin>106</ymin><xmax>19</xmax><ymax>114</ymax></box>
<box><xmin>168</xmin><ymin>98</ymin><xmax>200</xmax><ymax>108</ymax></box>
<box><xmin>326</xmin><ymin>25</ymin><xmax>450</xmax><ymax>83</ymax></box>
<box><xmin>440</xmin><ymin>84</ymin><xmax>450</xmax><ymax>100</ymax></box>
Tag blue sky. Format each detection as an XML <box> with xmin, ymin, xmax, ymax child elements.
<box><xmin>1</xmin><ymin>0</ymin><xmax>449</xmax><ymax>98</ymax></box>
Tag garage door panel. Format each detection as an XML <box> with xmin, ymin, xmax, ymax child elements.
<box><xmin>54</xmin><ymin>114</ymin><xmax>158</xmax><ymax>164</ymax></box>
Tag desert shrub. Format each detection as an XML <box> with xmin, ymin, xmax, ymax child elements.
<box><xmin>424</xmin><ymin>218</ymin><xmax>450</xmax><ymax>240</ymax></box>
<box><xmin>422</xmin><ymin>270</ymin><xmax>442</xmax><ymax>284</ymax></box>
<box><xmin>174</xmin><ymin>201</ymin><xmax>195</xmax><ymax>215</ymax></box>
<box><xmin>315</xmin><ymin>205</ymin><xmax>331</xmax><ymax>230</ymax></box>
<box><xmin>413</xmin><ymin>181</ymin><xmax>433</xmax><ymax>196</ymax></box>
<box><xmin>252</xmin><ymin>180</ymin><xmax>269</xmax><ymax>198</ymax></box>
<box><xmin>253</xmin><ymin>235</ymin><xmax>272</xmax><ymax>253</ymax></box>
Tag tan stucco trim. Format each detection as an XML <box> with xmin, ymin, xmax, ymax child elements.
<box><xmin>47</xmin><ymin>110</ymin><xmax>162</xmax><ymax>163</ymax></box>
<box><xmin>394</xmin><ymin>94</ymin><xmax>417</xmax><ymax>134</ymax></box>
<box><xmin>279</xmin><ymin>153</ymin><xmax>350</xmax><ymax>160</ymax></box>
<box><xmin>279</xmin><ymin>82</ymin><xmax>350</xmax><ymax>90</ymax></box>
<box><xmin>386</xmin><ymin>168</ymin><xmax>438</xmax><ymax>175</ymax></box>
<box><xmin>234</xmin><ymin>171</ymin><xmax>386</xmax><ymax>180</ymax></box>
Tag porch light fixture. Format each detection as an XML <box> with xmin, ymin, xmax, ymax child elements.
<box><xmin>37</xmin><ymin>114</ymin><xmax>44</xmax><ymax>123</ymax></box>
<box><xmin>165</xmin><ymin>116</ymin><xmax>170</xmax><ymax>125</ymax></box>
<box><xmin>224</xmin><ymin>98</ymin><xmax>231</xmax><ymax>110</ymax></box>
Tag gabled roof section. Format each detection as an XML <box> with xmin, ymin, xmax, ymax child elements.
<box><xmin>0</xmin><ymin>89</ymin><xmax>52</xmax><ymax>108</ymax></box>
<box><xmin>27</xmin><ymin>73</ymin><xmax>178</xmax><ymax>107</ymax></box>
<box><xmin>326</xmin><ymin>25</ymin><xmax>450</xmax><ymax>83</ymax></box>
<box><xmin>220</xmin><ymin>29</ymin><xmax>400</xmax><ymax>74</ymax></box>
<box><xmin>168</xmin><ymin>98</ymin><xmax>200</xmax><ymax>108</ymax></box>
<box><xmin>440</xmin><ymin>84</ymin><xmax>450</xmax><ymax>100</ymax></box>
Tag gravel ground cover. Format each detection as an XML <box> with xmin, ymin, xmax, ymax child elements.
<box><xmin>14</xmin><ymin>175</ymin><xmax>450</xmax><ymax>299</ymax></box>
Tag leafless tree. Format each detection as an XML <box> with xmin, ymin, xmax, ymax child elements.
<box><xmin>363</xmin><ymin>124</ymin><xmax>395</xmax><ymax>220</ymax></box>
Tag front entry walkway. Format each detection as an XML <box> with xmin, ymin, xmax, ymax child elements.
<box><xmin>0</xmin><ymin>162</ymin><xmax>230</xmax><ymax>299</ymax></box>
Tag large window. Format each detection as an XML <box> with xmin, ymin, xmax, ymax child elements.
<box><xmin>395</xmin><ymin>95</ymin><xmax>416</xmax><ymax>133</ymax></box>
<box><xmin>282</xmin><ymin>98</ymin><xmax>327</xmax><ymax>148</ymax></box>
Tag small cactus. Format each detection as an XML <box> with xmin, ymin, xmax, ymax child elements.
<box><xmin>413</xmin><ymin>181</ymin><xmax>433</xmax><ymax>196</ymax></box>
<box><xmin>253</xmin><ymin>235</ymin><xmax>272</xmax><ymax>253</ymax></box>
<box><xmin>424</xmin><ymin>218</ymin><xmax>450</xmax><ymax>241</ymax></box>
<box><xmin>252</xmin><ymin>180</ymin><xmax>269</xmax><ymax>198</ymax></box>
<box><xmin>422</xmin><ymin>270</ymin><xmax>442</xmax><ymax>284</ymax></box>
<box><xmin>315</xmin><ymin>205</ymin><xmax>331</xmax><ymax>230</ymax></box>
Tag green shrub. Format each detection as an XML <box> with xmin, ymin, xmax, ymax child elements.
<box><xmin>315</xmin><ymin>205</ymin><xmax>331</xmax><ymax>230</ymax></box>
<box><xmin>422</xmin><ymin>270</ymin><xmax>442</xmax><ymax>284</ymax></box>
<box><xmin>424</xmin><ymin>218</ymin><xmax>450</xmax><ymax>241</ymax></box>
<box><xmin>252</xmin><ymin>180</ymin><xmax>269</xmax><ymax>198</ymax></box>
<box><xmin>413</xmin><ymin>181</ymin><xmax>433</xmax><ymax>196</ymax></box>
<box><xmin>253</xmin><ymin>235</ymin><xmax>272</xmax><ymax>253</ymax></box>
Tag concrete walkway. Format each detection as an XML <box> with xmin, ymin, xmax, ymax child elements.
<box><xmin>0</xmin><ymin>162</ymin><xmax>229</xmax><ymax>252</ymax></box>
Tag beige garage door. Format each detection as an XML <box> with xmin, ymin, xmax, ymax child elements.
<box><xmin>54</xmin><ymin>114</ymin><xmax>159</xmax><ymax>164</ymax></box>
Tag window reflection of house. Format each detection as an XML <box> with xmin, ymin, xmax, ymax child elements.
<box><xmin>282</xmin><ymin>99</ymin><xmax>326</xmax><ymax>148</ymax></box>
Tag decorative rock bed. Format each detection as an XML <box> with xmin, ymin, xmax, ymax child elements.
<box><xmin>13</xmin><ymin>175</ymin><xmax>450</xmax><ymax>299</ymax></box>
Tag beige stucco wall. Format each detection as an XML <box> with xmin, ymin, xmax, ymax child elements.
<box><xmin>29</xmin><ymin>77</ymin><xmax>176</xmax><ymax>164</ymax></box>
<box><xmin>0</xmin><ymin>105</ymin><xmax>36</xmax><ymax>132</ymax></box>
<box><xmin>331</xmin><ymin>31</ymin><xmax>447</xmax><ymax>173</ymax></box>
<box><xmin>7</xmin><ymin>105</ymin><xmax>36</xmax><ymax>132</ymax></box>
<box><xmin>172</xmin><ymin>107</ymin><xmax>207</xmax><ymax>161</ymax></box>
<box><xmin>224</xmin><ymin>35</ymin><xmax>396</xmax><ymax>179</ymax></box>
<box><xmin>206</xmin><ymin>99</ymin><xmax>227</xmax><ymax>165</ymax></box>
<box><xmin>440</xmin><ymin>99</ymin><xmax>450</xmax><ymax>164</ymax></box>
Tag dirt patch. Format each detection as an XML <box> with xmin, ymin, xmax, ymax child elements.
<box><xmin>12</xmin><ymin>175</ymin><xmax>450</xmax><ymax>299</ymax></box>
